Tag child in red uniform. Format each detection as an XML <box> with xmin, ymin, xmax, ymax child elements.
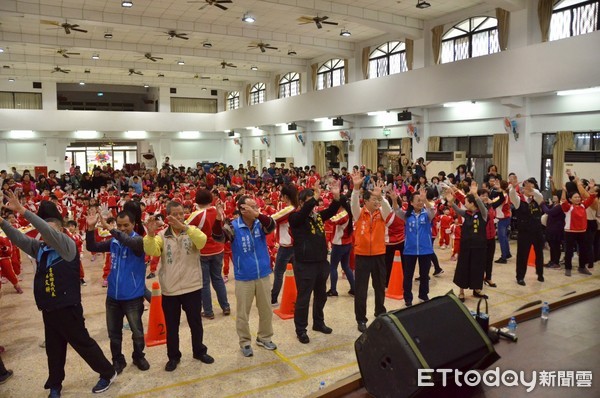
<box><xmin>98</xmin><ymin>217</ymin><xmax>116</xmax><ymax>287</ymax></box>
<box><xmin>66</xmin><ymin>220</ymin><xmax>86</xmax><ymax>285</ymax></box>
<box><xmin>0</xmin><ymin>233</ymin><xmax>23</xmax><ymax>294</ymax></box>
<box><xmin>439</xmin><ymin>207</ymin><xmax>453</xmax><ymax>249</ymax></box>
<box><xmin>449</xmin><ymin>216</ymin><xmax>462</xmax><ymax>261</ymax></box>
<box><xmin>5</xmin><ymin>212</ymin><xmax>23</xmax><ymax>280</ymax></box>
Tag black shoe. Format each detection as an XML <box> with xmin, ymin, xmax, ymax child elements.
<box><xmin>473</xmin><ymin>291</ymin><xmax>488</xmax><ymax>299</ymax></box>
<box><xmin>48</xmin><ymin>388</ymin><xmax>61</xmax><ymax>398</ymax></box>
<box><xmin>312</xmin><ymin>324</ymin><xmax>333</xmax><ymax>334</ymax></box>
<box><xmin>0</xmin><ymin>369</ymin><xmax>13</xmax><ymax>385</ymax></box>
<box><xmin>146</xmin><ymin>272</ymin><xmax>156</xmax><ymax>279</ymax></box>
<box><xmin>537</xmin><ymin>274</ymin><xmax>545</xmax><ymax>282</ymax></box>
<box><xmin>405</xmin><ymin>301</ymin><xmax>413</xmax><ymax>307</ymax></box>
<box><xmin>164</xmin><ymin>359</ymin><xmax>180</xmax><ymax>372</ymax></box>
<box><xmin>113</xmin><ymin>360</ymin><xmax>126</xmax><ymax>375</ymax></box>
<box><xmin>297</xmin><ymin>332</ymin><xmax>310</xmax><ymax>344</ymax></box>
<box><xmin>483</xmin><ymin>279</ymin><xmax>497</xmax><ymax>288</ymax></box>
<box><xmin>348</xmin><ymin>289</ymin><xmax>355</xmax><ymax>296</ymax></box>
<box><xmin>357</xmin><ymin>322</ymin><xmax>367</xmax><ymax>333</ymax></box>
<box><xmin>495</xmin><ymin>257</ymin><xmax>507</xmax><ymax>264</ymax></box>
<box><xmin>132</xmin><ymin>358</ymin><xmax>150</xmax><ymax>371</ymax></box>
<box><xmin>193</xmin><ymin>353</ymin><xmax>215</xmax><ymax>364</ymax></box>
<box><xmin>517</xmin><ymin>279</ymin><xmax>526</xmax><ymax>286</ymax></box>
<box><xmin>506</xmin><ymin>254</ymin><xmax>513</xmax><ymax>259</ymax></box>
<box><xmin>433</xmin><ymin>269</ymin><xmax>444</xmax><ymax>276</ymax></box>
<box><xmin>326</xmin><ymin>290</ymin><xmax>338</xmax><ymax>297</ymax></box>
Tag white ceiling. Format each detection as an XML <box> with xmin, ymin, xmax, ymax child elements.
<box><xmin>0</xmin><ymin>0</ymin><xmax>521</xmax><ymax>89</ymax></box>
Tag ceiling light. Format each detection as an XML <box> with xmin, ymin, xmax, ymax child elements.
<box><xmin>79</xmin><ymin>81</ymin><xmax>85</xmax><ymax>86</ymax></box>
<box><xmin>203</xmin><ymin>42</ymin><xmax>212</xmax><ymax>49</ymax></box>
<box><xmin>122</xmin><ymin>1</ymin><xmax>133</xmax><ymax>7</ymax></box>
<box><xmin>9</xmin><ymin>130</ymin><xmax>34</xmax><ymax>139</ymax></box>
<box><xmin>177</xmin><ymin>60</ymin><xmax>185</xmax><ymax>65</ymax></box>
<box><xmin>201</xmin><ymin>87</ymin><xmax>207</xmax><ymax>91</ymax></box>
<box><xmin>416</xmin><ymin>0</ymin><xmax>431</xmax><ymax>9</ymax></box>
<box><xmin>313</xmin><ymin>117</ymin><xmax>330</xmax><ymax>122</ymax></box>
<box><xmin>556</xmin><ymin>87</ymin><xmax>600</xmax><ymax>96</ymax></box>
<box><xmin>97</xmin><ymin>92</ymin><xmax>104</xmax><ymax>97</ymax></box>
<box><xmin>0</xmin><ymin>48</ymin><xmax>4</xmax><ymax>53</ymax></box>
<box><xmin>287</xmin><ymin>50</ymin><xmax>297</xmax><ymax>56</ymax></box>
<box><xmin>242</xmin><ymin>13</ymin><xmax>255</xmax><ymax>23</ymax></box>
<box><xmin>250</xmin><ymin>65</ymin><xmax>258</xmax><ymax>71</ymax></box>
<box><xmin>179</xmin><ymin>131</ymin><xmax>200</xmax><ymax>139</ymax></box>
<box><xmin>8</xmin><ymin>77</ymin><xmax>15</xmax><ymax>82</ymax></box>
<box><xmin>92</xmin><ymin>54</ymin><xmax>100</xmax><ymax>60</ymax></box>
<box><xmin>125</xmin><ymin>131</ymin><xmax>147</xmax><ymax>139</ymax></box>
<box><xmin>75</xmin><ymin>130</ymin><xmax>98</xmax><ymax>139</ymax></box>
<box><xmin>143</xmin><ymin>83</ymin><xmax>149</xmax><ymax>88</ymax></box>
<box><xmin>340</xmin><ymin>29</ymin><xmax>351</xmax><ymax>37</ymax></box>
<box><xmin>104</xmin><ymin>33</ymin><xmax>113</xmax><ymax>39</ymax></box>
<box><xmin>443</xmin><ymin>101</ymin><xmax>475</xmax><ymax>108</ymax></box>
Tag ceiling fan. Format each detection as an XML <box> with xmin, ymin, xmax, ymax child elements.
<box><xmin>41</xmin><ymin>20</ymin><xmax>88</xmax><ymax>34</ymax></box>
<box><xmin>57</xmin><ymin>48</ymin><xmax>80</xmax><ymax>58</ymax></box>
<box><xmin>164</xmin><ymin>30</ymin><xmax>189</xmax><ymax>40</ymax></box>
<box><xmin>143</xmin><ymin>53</ymin><xmax>163</xmax><ymax>62</ymax></box>
<box><xmin>129</xmin><ymin>68</ymin><xmax>143</xmax><ymax>76</ymax></box>
<box><xmin>248</xmin><ymin>42</ymin><xmax>278</xmax><ymax>53</ymax></box>
<box><xmin>188</xmin><ymin>0</ymin><xmax>233</xmax><ymax>11</ymax></box>
<box><xmin>52</xmin><ymin>66</ymin><xmax>70</xmax><ymax>74</ymax></box>
<box><xmin>220</xmin><ymin>60</ymin><xmax>237</xmax><ymax>69</ymax></box>
<box><xmin>298</xmin><ymin>15</ymin><xmax>339</xmax><ymax>29</ymax></box>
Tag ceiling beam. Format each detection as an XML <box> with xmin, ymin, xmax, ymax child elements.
<box><xmin>255</xmin><ymin>0</ymin><xmax>424</xmax><ymax>39</ymax></box>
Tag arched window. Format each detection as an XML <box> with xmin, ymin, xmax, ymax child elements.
<box><xmin>317</xmin><ymin>59</ymin><xmax>345</xmax><ymax>90</ymax></box>
<box><xmin>369</xmin><ymin>41</ymin><xmax>407</xmax><ymax>79</ymax></box>
<box><xmin>227</xmin><ymin>91</ymin><xmax>240</xmax><ymax>110</ymax></box>
<box><xmin>550</xmin><ymin>0</ymin><xmax>599</xmax><ymax>41</ymax></box>
<box><xmin>441</xmin><ymin>17</ymin><xmax>500</xmax><ymax>63</ymax></box>
<box><xmin>249</xmin><ymin>82</ymin><xmax>266</xmax><ymax>105</ymax></box>
<box><xmin>279</xmin><ymin>72</ymin><xmax>300</xmax><ymax>98</ymax></box>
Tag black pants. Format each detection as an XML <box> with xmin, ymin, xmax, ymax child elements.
<box><xmin>42</xmin><ymin>304</ymin><xmax>114</xmax><ymax>391</ymax></box>
<box><xmin>516</xmin><ymin>231</ymin><xmax>544</xmax><ymax>280</ymax></box>
<box><xmin>293</xmin><ymin>260</ymin><xmax>329</xmax><ymax>335</ymax></box>
<box><xmin>106</xmin><ymin>296</ymin><xmax>145</xmax><ymax>363</ymax></box>
<box><xmin>0</xmin><ymin>354</ymin><xmax>8</xmax><ymax>375</ymax></box>
<box><xmin>354</xmin><ymin>255</ymin><xmax>387</xmax><ymax>324</ymax></box>
<box><xmin>161</xmin><ymin>289</ymin><xmax>207</xmax><ymax>361</ymax></box>
<box><xmin>565</xmin><ymin>232</ymin><xmax>588</xmax><ymax>270</ymax></box>
<box><xmin>585</xmin><ymin>220</ymin><xmax>597</xmax><ymax>267</ymax></box>
<box><xmin>546</xmin><ymin>233</ymin><xmax>563</xmax><ymax>265</ymax></box>
<box><xmin>430</xmin><ymin>238</ymin><xmax>442</xmax><ymax>273</ymax></box>
<box><xmin>484</xmin><ymin>238</ymin><xmax>496</xmax><ymax>280</ymax></box>
<box><xmin>402</xmin><ymin>255</ymin><xmax>431</xmax><ymax>304</ymax></box>
<box><xmin>384</xmin><ymin>242</ymin><xmax>404</xmax><ymax>287</ymax></box>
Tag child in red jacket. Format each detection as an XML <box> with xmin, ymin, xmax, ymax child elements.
<box><xmin>439</xmin><ymin>208</ymin><xmax>453</xmax><ymax>249</ymax></box>
<box><xmin>449</xmin><ymin>216</ymin><xmax>462</xmax><ymax>261</ymax></box>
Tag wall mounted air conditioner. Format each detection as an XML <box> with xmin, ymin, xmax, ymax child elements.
<box><xmin>425</xmin><ymin>151</ymin><xmax>467</xmax><ymax>179</ymax></box>
<box><xmin>562</xmin><ymin>151</ymin><xmax>600</xmax><ymax>179</ymax></box>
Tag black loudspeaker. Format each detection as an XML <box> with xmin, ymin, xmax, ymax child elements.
<box><xmin>33</xmin><ymin>82</ymin><xmax>42</xmax><ymax>89</ymax></box>
<box><xmin>332</xmin><ymin>117</ymin><xmax>344</xmax><ymax>126</ymax></box>
<box><xmin>398</xmin><ymin>111</ymin><xmax>412</xmax><ymax>121</ymax></box>
<box><xmin>355</xmin><ymin>293</ymin><xmax>500</xmax><ymax>398</ymax></box>
<box><xmin>227</xmin><ymin>131</ymin><xmax>235</xmax><ymax>137</ymax></box>
<box><xmin>170</xmin><ymin>87</ymin><xmax>177</xmax><ymax>94</ymax></box>
<box><xmin>211</xmin><ymin>89</ymin><xmax>218</xmax><ymax>96</ymax></box>
<box><xmin>288</xmin><ymin>122</ymin><xmax>297</xmax><ymax>131</ymax></box>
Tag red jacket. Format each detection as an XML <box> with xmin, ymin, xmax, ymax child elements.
<box><xmin>185</xmin><ymin>206</ymin><xmax>224</xmax><ymax>255</ymax></box>
<box><xmin>562</xmin><ymin>195</ymin><xmax>596</xmax><ymax>232</ymax></box>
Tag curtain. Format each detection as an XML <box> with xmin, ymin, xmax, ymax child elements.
<box><xmin>331</xmin><ymin>140</ymin><xmax>346</xmax><ymax>163</ymax></box>
<box><xmin>223</xmin><ymin>91</ymin><xmax>228</xmax><ymax>110</ymax></box>
<box><xmin>0</xmin><ymin>92</ymin><xmax>15</xmax><ymax>109</ymax></box>
<box><xmin>312</xmin><ymin>141</ymin><xmax>327</xmax><ymax>176</ymax></box>
<box><xmin>362</xmin><ymin>47</ymin><xmax>370</xmax><ymax>79</ymax></box>
<box><xmin>274</xmin><ymin>74</ymin><xmax>281</xmax><ymax>99</ymax></box>
<box><xmin>496</xmin><ymin>8</ymin><xmax>510</xmax><ymax>50</ymax></box>
<box><xmin>552</xmin><ymin>131</ymin><xmax>575</xmax><ymax>186</ymax></box>
<box><xmin>431</xmin><ymin>25</ymin><xmax>445</xmax><ymax>65</ymax></box>
<box><xmin>360</xmin><ymin>139</ymin><xmax>378</xmax><ymax>172</ymax></box>
<box><xmin>401</xmin><ymin>138</ymin><xmax>412</xmax><ymax>162</ymax></box>
<box><xmin>14</xmin><ymin>93</ymin><xmax>42</xmax><ymax>109</ymax></box>
<box><xmin>344</xmin><ymin>59</ymin><xmax>349</xmax><ymax>84</ymax></box>
<box><xmin>427</xmin><ymin>136</ymin><xmax>440</xmax><ymax>152</ymax></box>
<box><xmin>170</xmin><ymin>98</ymin><xmax>217</xmax><ymax>113</ymax></box>
<box><xmin>245</xmin><ymin>84</ymin><xmax>251</xmax><ymax>106</ymax></box>
<box><xmin>538</xmin><ymin>0</ymin><xmax>554</xmax><ymax>42</ymax></box>
<box><xmin>405</xmin><ymin>39</ymin><xmax>414</xmax><ymax>71</ymax></box>
<box><xmin>492</xmin><ymin>133</ymin><xmax>509</xmax><ymax>179</ymax></box>
<box><xmin>311</xmin><ymin>63</ymin><xmax>318</xmax><ymax>91</ymax></box>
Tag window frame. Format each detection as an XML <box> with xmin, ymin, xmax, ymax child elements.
<box><xmin>279</xmin><ymin>72</ymin><xmax>301</xmax><ymax>98</ymax></box>
<box><xmin>368</xmin><ymin>41</ymin><xmax>407</xmax><ymax>79</ymax></box>
<box><xmin>441</xmin><ymin>16</ymin><xmax>500</xmax><ymax>63</ymax></box>
<box><xmin>249</xmin><ymin>82</ymin><xmax>266</xmax><ymax>105</ymax></box>
<box><xmin>227</xmin><ymin>91</ymin><xmax>240</xmax><ymax>110</ymax></box>
<box><xmin>317</xmin><ymin>59</ymin><xmax>345</xmax><ymax>90</ymax></box>
<box><xmin>550</xmin><ymin>0</ymin><xmax>600</xmax><ymax>41</ymax></box>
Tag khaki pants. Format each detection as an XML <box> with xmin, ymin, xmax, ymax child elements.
<box><xmin>235</xmin><ymin>276</ymin><xmax>274</xmax><ymax>347</ymax></box>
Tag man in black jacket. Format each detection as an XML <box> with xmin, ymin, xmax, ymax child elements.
<box><xmin>288</xmin><ymin>181</ymin><xmax>341</xmax><ymax>344</ymax></box>
<box><xmin>0</xmin><ymin>192</ymin><xmax>116</xmax><ymax>398</ymax></box>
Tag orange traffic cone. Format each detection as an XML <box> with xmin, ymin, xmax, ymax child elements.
<box><xmin>273</xmin><ymin>264</ymin><xmax>297</xmax><ymax>320</ymax></box>
<box><xmin>386</xmin><ymin>251</ymin><xmax>404</xmax><ymax>300</ymax></box>
<box><xmin>527</xmin><ymin>246</ymin><xmax>536</xmax><ymax>267</ymax></box>
<box><xmin>145</xmin><ymin>281</ymin><xmax>167</xmax><ymax>347</ymax></box>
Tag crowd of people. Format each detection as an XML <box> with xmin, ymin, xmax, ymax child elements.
<box><xmin>0</xmin><ymin>158</ymin><xmax>598</xmax><ymax>397</ymax></box>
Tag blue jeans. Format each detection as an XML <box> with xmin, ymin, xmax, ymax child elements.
<box><xmin>329</xmin><ymin>244</ymin><xmax>355</xmax><ymax>292</ymax></box>
<box><xmin>271</xmin><ymin>246</ymin><xmax>294</xmax><ymax>303</ymax></box>
<box><xmin>201</xmin><ymin>253</ymin><xmax>229</xmax><ymax>315</ymax></box>
<box><xmin>105</xmin><ymin>296</ymin><xmax>145</xmax><ymax>362</ymax></box>
<box><xmin>497</xmin><ymin>218</ymin><xmax>511</xmax><ymax>259</ymax></box>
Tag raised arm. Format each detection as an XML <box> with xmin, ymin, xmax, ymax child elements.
<box><xmin>0</xmin><ymin>219</ymin><xmax>41</xmax><ymax>258</ymax></box>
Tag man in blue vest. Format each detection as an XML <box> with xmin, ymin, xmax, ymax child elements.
<box><xmin>85</xmin><ymin>211</ymin><xmax>150</xmax><ymax>374</ymax></box>
<box><xmin>212</xmin><ymin>196</ymin><xmax>277</xmax><ymax>357</ymax></box>
<box><xmin>0</xmin><ymin>191</ymin><xmax>116</xmax><ymax>398</ymax></box>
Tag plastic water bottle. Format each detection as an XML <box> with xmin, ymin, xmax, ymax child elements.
<box><xmin>319</xmin><ymin>381</ymin><xmax>326</xmax><ymax>390</ymax></box>
<box><xmin>508</xmin><ymin>316</ymin><xmax>517</xmax><ymax>333</ymax></box>
<box><xmin>541</xmin><ymin>302</ymin><xmax>550</xmax><ymax>321</ymax></box>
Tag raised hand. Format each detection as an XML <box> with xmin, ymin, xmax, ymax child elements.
<box><xmin>145</xmin><ymin>216</ymin><xmax>159</xmax><ymax>237</ymax></box>
<box><xmin>2</xmin><ymin>190</ymin><xmax>26</xmax><ymax>215</ymax></box>
<box><xmin>388</xmin><ymin>187</ymin><xmax>399</xmax><ymax>208</ymax></box>
<box><xmin>470</xmin><ymin>181</ymin><xmax>478</xmax><ymax>196</ymax></box>
<box><xmin>98</xmin><ymin>215</ymin><xmax>111</xmax><ymax>231</ymax></box>
<box><xmin>166</xmin><ymin>215</ymin><xmax>186</xmax><ymax>231</ymax></box>
<box><xmin>215</xmin><ymin>200</ymin><xmax>225</xmax><ymax>221</ymax></box>
<box><xmin>445</xmin><ymin>190</ymin><xmax>455</xmax><ymax>203</ymax></box>
<box><xmin>86</xmin><ymin>214</ymin><xmax>99</xmax><ymax>230</ymax></box>
<box><xmin>330</xmin><ymin>180</ymin><xmax>341</xmax><ymax>201</ymax></box>
<box><xmin>351</xmin><ymin>171</ymin><xmax>364</xmax><ymax>190</ymax></box>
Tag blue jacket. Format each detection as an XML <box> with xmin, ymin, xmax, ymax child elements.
<box><xmin>403</xmin><ymin>210</ymin><xmax>434</xmax><ymax>256</ymax></box>
<box><xmin>230</xmin><ymin>217</ymin><xmax>272</xmax><ymax>281</ymax></box>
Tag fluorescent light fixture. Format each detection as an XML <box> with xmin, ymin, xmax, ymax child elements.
<box><xmin>313</xmin><ymin>117</ymin><xmax>330</xmax><ymax>122</ymax></box>
<box><xmin>122</xmin><ymin>1</ymin><xmax>133</xmax><ymax>7</ymax></box>
<box><xmin>92</xmin><ymin>54</ymin><xmax>100</xmax><ymax>60</ymax></box>
<box><xmin>0</xmin><ymin>48</ymin><xmax>4</xmax><ymax>53</ymax></box>
<box><xmin>143</xmin><ymin>83</ymin><xmax>149</xmax><ymax>88</ymax></box>
<box><xmin>250</xmin><ymin>66</ymin><xmax>258</xmax><ymax>71</ymax></box>
<box><xmin>97</xmin><ymin>92</ymin><xmax>104</xmax><ymax>96</ymax></box>
<box><xmin>224</xmin><ymin>129</ymin><xmax>231</xmax><ymax>133</ymax></box>
<box><xmin>79</xmin><ymin>81</ymin><xmax>85</xmax><ymax>86</ymax></box>
<box><xmin>8</xmin><ymin>77</ymin><xmax>15</xmax><ymax>82</ymax></box>
<box><xmin>104</xmin><ymin>33</ymin><xmax>113</xmax><ymax>39</ymax></box>
<box><xmin>179</xmin><ymin>131</ymin><xmax>200</xmax><ymax>139</ymax></box>
<box><xmin>177</xmin><ymin>60</ymin><xmax>185</xmax><ymax>65</ymax></box>
<box><xmin>246</xmin><ymin>126</ymin><xmax>259</xmax><ymax>130</ymax></box>
<box><xmin>201</xmin><ymin>87</ymin><xmax>207</xmax><ymax>91</ymax></box>
<box><xmin>75</xmin><ymin>130</ymin><xmax>98</xmax><ymax>139</ymax></box>
<box><xmin>9</xmin><ymin>130</ymin><xmax>35</xmax><ymax>139</ymax></box>
<box><xmin>242</xmin><ymin>13</ymin><xmax>255</xmax><ymax>23</ymax></box>
<box><xmin>556</xmin><ymin>87</ymin><xmax>600</xmax><ymax>96</ymax></box>
<box><xmin>443</xmin><ymin>101</ymin><xmax>474</xmax><ymax>108</ymax></box>
<box><xmin>340</xmin><ymin>29</ymin><xmax>351</xmax><ymax>37</ymax></box>
<box><xmin>367</xmin><ymin>111</ymin><xmax>388</xmax><ymax>116</ymax></box>
<box><xmin>125</xmin><ymin>130</ymin><xmax>147</xmax><ymax>139</ymax></box>
<box><xmin>203</xmin><ymin>42</ymin><xmax>212</xmax><ymax>48</ymax></box>
<box><xmin>276</xmin><ymin>123</ymin><xmax>287</xmax><ymax>127</ymax></box>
